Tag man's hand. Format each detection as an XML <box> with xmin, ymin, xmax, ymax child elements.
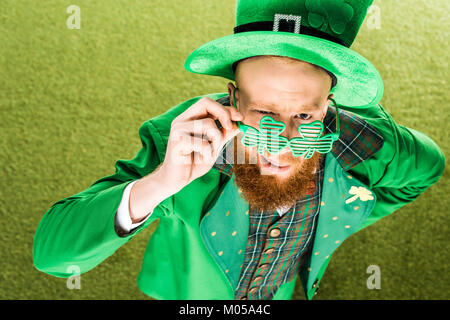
<box><xmin>128</xmin><ymin>97</ymin><xmax>243</xmax><ymax>223</ymax></box>
<box><xmin>160</xmin><ymin>97</ymin><xmax>243</xmax><ymax>193</ymax></box>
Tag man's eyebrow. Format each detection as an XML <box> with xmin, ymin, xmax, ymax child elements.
<box><xmin>248</xmin><ymin>101</ymin><xmax>321</xmax><ymax>111</ymax></box>
<box><xmin>247</xmin><ymin>101</ymin><xmax>278</xmax><ymax>109</ymax></box>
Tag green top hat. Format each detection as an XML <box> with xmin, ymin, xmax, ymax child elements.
<box><xmin>184</xmin><ymin>0</ymin><xmax>383</xmax><ymax>108</ymax></box>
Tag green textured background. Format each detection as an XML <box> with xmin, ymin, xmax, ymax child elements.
<box><xmin>0</xmin><ymin>0</ymin><xmax>448</xmax><ymax>299</ymax></box>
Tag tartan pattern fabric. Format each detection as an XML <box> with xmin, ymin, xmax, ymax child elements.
<box><xmin>212</xmin><ymin>95</ymin><xmax>383</xmax><ymax>299</ymax></box>
<box><xmin>323</xmin><ymin>106</ymin><xmax>385</xmax><ymax>171</ymax></box>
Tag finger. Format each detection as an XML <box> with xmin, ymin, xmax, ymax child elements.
<box><xmin>222</xmin><ymin>119</ymin><xmax>241</xmax><ymax>140</ymax></box>
<box><xmin>224</xmin><ymin>105</ymin><xmax>244</xmax><ymax>122</ymax></box>
<box><xmin>173</xmin><ymin>118</ymin><xmax>224</xmax><ymax>154</ymax></box>
<box><xmin>190</xmin><ymin>136</ymin><xmax>216</xmax><ymax>166</ymax></box>
<box><xmin>175</xmin><ymin>134</ymin><xmax>214</xmax><ymax>161</ymax></box>
<box><xmin>211</xmin><ymin>122</ymin><xmax>241</xmax><ymax>160</ymax></box>
<box><xmin>176</xmin><ymin>97</ymin><xmax>233</xmax><ymax>130</ymax></box>
<box><xmin>222</xmin><ymin>126</ymin><xmax>240</xmax><ymax>144</ymax></box>
<box><xmin>193</xmin><ymin>148</ymin><xmax>215</xmax><ymax>166</ymax></box>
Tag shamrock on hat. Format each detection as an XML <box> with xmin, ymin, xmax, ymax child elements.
<box><xmin>305</xmin><ymin>0</ymin><xmax>355</xmax><ymax>34</ymax></box>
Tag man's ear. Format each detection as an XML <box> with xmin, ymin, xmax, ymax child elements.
<box><xmin>322</xmin><ymin>93</ymin><xmax>334</xmax><ymax>121</ymax></box>
<box><xmin>227</xmin><ymin>82</ymin><xmax>238</xmax><ymax>108</ymax></box>
<box><xmin>227</xmin><ymin>82</ymin><xmax>236</xmax><ymax>105</ymax></box>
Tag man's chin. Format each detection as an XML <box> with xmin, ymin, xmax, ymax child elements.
<box><xmin>232</xmin><ymin>151</ymin><xmax>320</xmax><ymax>212</ymax></box>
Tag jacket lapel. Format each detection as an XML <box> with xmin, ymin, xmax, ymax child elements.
<box><xmin>199</xmin><ymin>174</ymin><xmax>249</xmax><ymax>292</ymax></box>
<box><xmin>299</xmin><ymin>153</ymin><xmax>377</xmax><ymax>299</ymax></box>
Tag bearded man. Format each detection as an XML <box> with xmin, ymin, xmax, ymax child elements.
<box><xmin>33</xmin><ymin>0</ymin><xmax>445</xmax><ymax>300</ymax></box>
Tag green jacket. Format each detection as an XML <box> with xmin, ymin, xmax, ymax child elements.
<box><xmin>33</xmin><ymin>92</ymin><xmax>445</xmax><ymax>300</ymax></box>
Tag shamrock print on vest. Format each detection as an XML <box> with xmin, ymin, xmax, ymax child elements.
<box><xmin>345</xmin><ymin>186</ymin><xmax>374</xmax><ymax>204</ymax></box>
<box><xmin>305</xmin><ymin>0</ymin><xmax>355</xmax><ymax>35</ymax></box>
<box><xmin>239</xmin><ymin>116</ymin><xmax>289</xmax><ymax>155</ymax></box>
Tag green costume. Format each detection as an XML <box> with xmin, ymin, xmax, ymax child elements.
<box><xmin>33</xmin><ymin>92</ymin><xmax>445</xmax><ymax>299</ymax></box>
<box><xmin>33</xmin><ymin>0</ymin><xmax>445</xmax><ymax>299</ymax></box>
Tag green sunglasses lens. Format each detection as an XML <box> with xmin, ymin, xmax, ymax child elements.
<box><xmin>232</xmin><ymin>88</ymin><xmax>340</xmax><ymax>158</ymax></box>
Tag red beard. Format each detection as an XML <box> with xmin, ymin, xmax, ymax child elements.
<box><xmin>232</xmin><ymin>138</ymin><xmax>321</xmax><ymax>212</ymax></box>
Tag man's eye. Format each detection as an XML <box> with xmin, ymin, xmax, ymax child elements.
<box><xmin>296</xmin><ymin>113</ymin><xmax>311</xmax><ymax>120</ymax></box>
<box><xmin>256</xmin><ymin>110</ymin><xmax>274</xmax><ymax>115</ymax></box>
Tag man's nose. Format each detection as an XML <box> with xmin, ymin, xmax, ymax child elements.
<box><xmin>284</xmin><ymin>122</ymin><xmax>300</xmax><ymax>140</ymax></box>
<box><xmin>276</xmin><ymin>123</ymin><xmax>300</xmax><ymax>156</ymax></box>
<box><xmin>277</xmin><ymin>145</ymin><xmax>291</xmax><ymax>157</ymax></box>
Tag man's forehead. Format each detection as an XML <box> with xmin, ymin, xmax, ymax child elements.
<box><xmin>237</xmin><ymin>79</ymin><xmax>327</xmax><ymax>112</ymax></box>
<box><xmin>246</xmin><ymin>99</ymin><xmax>322</xmax><ymax>112</ymax></box>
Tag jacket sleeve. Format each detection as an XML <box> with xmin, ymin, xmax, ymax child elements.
<box><xmin>349</xmin><ymin>105</ymin><xmax>446</xmax><ymax>230</ymax></box>
<box><xmin>32</xmin><ymin>120</ymin><xmax>173</xmax><ymax>277</ymax></box>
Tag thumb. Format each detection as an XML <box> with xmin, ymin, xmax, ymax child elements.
<box><xmin>213</xmin><ymin>124</ymin><xmax>240</xmax><ymax>158</ymax></box>
<box><xmin>223</xmin><ymin>122</ymin><xmax>241</xmax><ymax>142</ymax></box>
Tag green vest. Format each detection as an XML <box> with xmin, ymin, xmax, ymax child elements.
<box><xmin>33</xmin><ymin>92</ymin><xmax>445</xmax><ymax>300</ymax></box>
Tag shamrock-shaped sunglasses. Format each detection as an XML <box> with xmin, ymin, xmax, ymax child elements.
<box><xmin>232</xmin><ymin>89</ymin><xmax>341</xmax><ymax>159</ymax></box>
